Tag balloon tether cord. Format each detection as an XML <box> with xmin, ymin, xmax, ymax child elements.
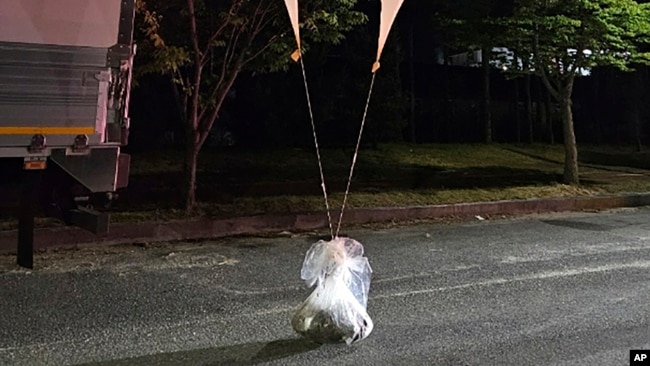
<box><xmin>299</xmin><ymin>56</ymin><xmax>334</xmax><ymax>239</ymax></box>
<box><xmin>335</xmin><ymin>72</ymin><xmax>376</xmax><ymax>238</ymax></box>
<box><xmin>298</xmin><ymin>56</ymin><xmax>377</xmax><ymax>240</ymax></box>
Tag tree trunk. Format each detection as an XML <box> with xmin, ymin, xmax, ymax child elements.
<box><xmin>535</xmin><ymin>77</ymin><xmax>547</xmax><ymax>143</ymax></box>
<box><xmin>184</xmin><ymin>128</ymin><xmax>200</xmax><ymax>214</ymax></box>
<box><xmin>525</xmin><ymin>73</ymin><xmax>533</xmax><ymax>143</ymax></box>
<box><xmin>514</xmin><ymin>78</ymin><xmax>521</xmax><ymax>143</ymax></box>
<box><xmin>538</xmin><ymin>99</ymin><xmax>547</xmax><ymax>140</ymax></box>
<box><xmin>481</xmin><ymin>46</ymin><xmax>492</xmax><ymax>144</ymax></box>
<box><xmin>545</xmin><ymin>86</ymin><xmax>554</xmax><ymax>144</ymax></box>
<box><xmin>560</xmin><ymin>87</ymin><xmax>579</xmax><ymax>185</ymax></box>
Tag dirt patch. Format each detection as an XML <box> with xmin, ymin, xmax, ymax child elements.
<box><xmin>0</xmin><ymin>241</ymin><xmax>242</xmax><ymax>274</ymax></box>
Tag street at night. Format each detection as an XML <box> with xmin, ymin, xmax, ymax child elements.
<box><xmin>2</xmin><ymin>1</ymin><xmax>650</xmax><ymax>364</ymax></box>
<box><xmin>1</xmin><ymin>208</ymin><xmax>648</xmax><ymax>365</ymax></box>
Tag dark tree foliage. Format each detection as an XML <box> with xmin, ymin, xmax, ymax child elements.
<box><xmin>134</xmin><ymin>0</ymin><xmax>366</xmax><ymax>212</ymax></box>
<box><xmin>504</xmin><ymin>0</ymin><xmax>650</xmax><ymax>184</ymax></box>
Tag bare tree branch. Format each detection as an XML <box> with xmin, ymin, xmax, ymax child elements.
<box><xmin>201</xmin><ymin>1</ymin><xmax>244</xmax><ymax>65</ymax></box>
<box><xmin>198</xmin><ymin>49</ymin><xmax>247</xmax><ymax>147</ymax></box>
<box><xmin>243</xmin><ymin>34</ymin><xmax>280</xmax><ymax>65</ymax></box>
<box><xmin>187</xmin><ymin>0</ymin><xmax>202</xmax><ymax>61</ymax></box>
<box><xmin>197</xmin><ymin>22</ymin><xmax>245</xmax><ymax>123</ymax></box>
<box><xmin>197</xmin><ymin>1</ymin><xmax>279</xmax><ymax>125</ymax></box>
<box><xmin>533</xmin><ymin>32</ymin><xmax>561</xmax><ymax>100</ymax></box>
<box><xmin>187</xmin><ymin>0</ymin><xmax>203</xmax><ymax>130</ymax></box>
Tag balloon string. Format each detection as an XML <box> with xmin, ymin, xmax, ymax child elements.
<box><xmin>335</xmin><ymin>72</ymin><xmax>377</xmax><ymax>238</ymax></box>
<box><xmin>298</xmin><ymin>56</ymin><xmax>334</xmax><ymax>239</ymax></box>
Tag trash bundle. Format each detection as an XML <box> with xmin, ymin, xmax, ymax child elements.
<box><xmin>292</xmin><ymin>237</ymin><xmax>373</xmax><ymax>344</ymax></box>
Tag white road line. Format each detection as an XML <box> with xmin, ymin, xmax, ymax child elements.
<box><xmin>372</xmin><ymin>260</ymin><xmax>650</xmax><ymax>299</ymax></box>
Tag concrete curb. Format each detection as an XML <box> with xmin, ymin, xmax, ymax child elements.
<box><xmin>1</xmin><ymin>192</ymin><xmax>649</xmax><ymax>253</ymax></box>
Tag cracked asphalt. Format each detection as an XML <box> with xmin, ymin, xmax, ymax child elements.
<box><xmin>1</xmin><ymin>208</ymin><xmax>649</xmax><ymax>365</ymax></box>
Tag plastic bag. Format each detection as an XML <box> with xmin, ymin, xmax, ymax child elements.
<box><xmin>291</xmin><ymin>237</ymin><xmax>373</xmax><ymax>344</ymax></box>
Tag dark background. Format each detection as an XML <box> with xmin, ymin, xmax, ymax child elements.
<box><xmin>127</xmin><ymin>1</ymin><xmax>650</xmax><ymax>152</ymax></box>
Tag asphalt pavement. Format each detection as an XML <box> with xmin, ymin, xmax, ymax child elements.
<box><xmin>0</xmin><ymin>208</ymin><xmax>649</xmax><ymax>365</ymax></box>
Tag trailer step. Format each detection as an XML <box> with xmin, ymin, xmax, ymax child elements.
<box><xmin>69</xmin><ymin>206</ymin><xmax>109</xmax><ymax>235</ymax></box>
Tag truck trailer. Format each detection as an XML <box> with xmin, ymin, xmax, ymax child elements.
<box><xmin>0</xmin><ymin>0</ymin><xmax>136</xmax><ymax>267</ymax></box>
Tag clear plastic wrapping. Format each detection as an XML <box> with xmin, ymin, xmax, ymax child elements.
<box><xmin>292</xmin><ymin>237</ymin><xmax>373</xmax><ymax>344</ymax></box>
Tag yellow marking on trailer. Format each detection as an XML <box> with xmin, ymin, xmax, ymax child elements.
<box><xmin>0</xmin><ymin>127</ymin><xmax>95</xmax><ymax>135</ymax></box>
<box><xmin>23</xmin><ymin>158</ymin><xmax>47</xmax><ymax>170</ymax></box>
